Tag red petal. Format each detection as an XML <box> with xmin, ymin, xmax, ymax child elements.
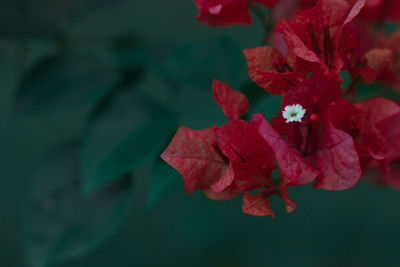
<box><xmin>216</xmin><ymin>120</ymin><xmax>275</xmax><ymax>190</ymax></box>
<box><xmin>257</xmin><ymin>70</ymin><xmax>304</xmax><ymax>95</ymax></box>
<box><xmin>356</xmin><ymin>97</ymin><xmax>400</xmax><ymax>131</ymax></box>
<box><xmin>313</xmin><ymin>123</ymin><xmax>362</xmax><ymax>190</ymax></box>
<box><xmin>211</xmin><ymin>163</ymin><xmax>235</xmax><ymax>192</ymax></box>
<box><xmin>278</xmin><ymin>173</ymin><xmax>297</xmax><ymax>213</ymax></box>
<box><xmin>212</xmin><ymin>80</ymin><xmax>249</xmax><ymax>120</ymax></box>
<box><xmin>330</xmin><ymin>99</ymin><xmax>362</xmax><ymax>132</ymax></box>
<box><xmin>360</xmin><ymin>0</ymin><xmax>400</xmax><ymax>22</ymax></box>
<box><xmin>364</xmin><ymin>49</ymin><xmax>393</xmax><ymax>82</ymax></box>
<box><xmin>242</xmin><ymin>191</ymin><xmax>275</xmax><ymax>217</ymax></box>
<box><xmin>161</xmin><ymin>127</ymin><xmax>227</xmax><ymax>194</ymax></box>
<box><xmin>343</xmin><ymin>0</ymin><xmax>366</xmax><ymax>26</ymax></box>
<box><xmin>353</xmin><ymin>49</ymin><xmax>394</xmax><ymax>84</ymax></box>
<box><xmin>194</xmin><ymin>0</ymin><xmax>252</xmax><ymax>26</ymax></box>
<box><xmin>356</xmin><ymin>98</ymin><xmax>400</xmax><ymax>158</ymax></box>
<box><xmin>243</xmin><ymin>46</ymin><xmax>303</xmax><ymax>95</ymax></box>
<box><xmin>251</xmin><ymin>113</ymin><xmax>319</xmax><ymax>185</ymax></box>
<box><xmin>275</xmin><ymin>18</ymin><xmax>320</xmax><ymax>64</ymax></box>
<box><xmin>203</xmin><ymin>187</ymin><xmax>238</xmax><ymax>200</ymax></box>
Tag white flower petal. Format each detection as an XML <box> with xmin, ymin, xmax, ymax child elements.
<box><xmin>282</xmin><ymin>104</ymin><xmax>306</xmax><ymax>123</ymax></box>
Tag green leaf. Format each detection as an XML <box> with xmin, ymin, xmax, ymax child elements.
<box><xmin>161</xmin><ymin>37</ymin><xmax>247</xmax><ymax>89</ymax></box>
<box><xmin>24</xmin><ymin>144</ymin><xmax>133</xmax><ymax>267</ymax></box>
<box><xmin>82</xmin><ymin>91</ymin><xmax>177</xmax><ymax>195</ymax></box>
<box><xmin>0</xmin><ymin>0</ymin><xmax>125</xmax><ymax>38</ymax></box>
<box><xmin>14</xmin><ymin>51</ymin><xmax>119</xmax><ymax>115</ymax></box>
<box><xmin>146</xmin><ymin>159</ymin><xmax>182</xmax><ymax>209</ymax></box>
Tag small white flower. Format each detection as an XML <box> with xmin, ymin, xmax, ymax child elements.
<box><xmin>282</xmin><ymin>104</ymin><xmax>306</xmax><ymax>123</ymax></box>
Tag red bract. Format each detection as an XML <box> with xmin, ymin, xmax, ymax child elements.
<box><xmin>354</xmin><ymin>105</ymin><xmax>400</xmax><ymax>190</ymax></box>
<box><xmin>242</xmin><ymin>174</ymin><xmax>296</xmax><ymax>217</ymax></box>
<box><xmin>252</xmin><ymin>73</ymin><xmax>362</xmax><ymax>190</ymax></box>
<box><xmin>212</xmin><ymin>79</ymin><xmax>249</xmax><ymax>120</ymax></box>
<box><xmin>193</xmin><ymin>0</ymin><xmax>277</xmax><ymax>26</ymax></box>
<box><xmin>160</xmin><ymin>127</ymin><xmax>238</xmax><ymax>200</ymax></box>
<box><xmin>333</xmin><ymin>97</ymin><xmax>400</xmax><ymax>167</ymax></box>
<box><xmin>360</xmin><ymin>0</ymin><xmax>400</xmax><ymax>22</ymax></box>
<box><xmin>337</xmin><ymin>21</ymin><xmax>394</xmax><ymax>85</ymax></box>
<box><xmin>243</xmin><ymin>46</ymin><xmax>305</xmax><ymax>95</ymax></box>
<box><xmin>355</xmin><ymin>97</ymin><xmax>400</xmax><ymax>166</ymax></box>
<box><xmin>274</xmin><ymin>0</ymin><xmax>365</xmax><ymax>75</ymax></box>
<box><xmin>212</xmin><ymin>119</ymin><xmax>276</xmax><ymax>192</ymax></box>
<box><xmin>251</xmin><ymin>113</ymin><xmax>319</xmax><ymax>185</ymax></box>
<box><xmin>348</xmin><ymin>48</ymin><xmax>393</xmax><ymax>84</ymax></box>
<box><xmin>375</xmin><ymin>29</ymin><xmax>400</xmax><ymax>91</ymax></box>
<box><xmin>312</xmin><ymin>122</ymin><xmax>362</xmax><ymax>190</ymax></box>
<box><xmin>242</xmin><ymin>191</ymin><xmax>274</xmax><ymax>216</ymax></box>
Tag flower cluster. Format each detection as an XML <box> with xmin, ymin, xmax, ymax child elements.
<box><xmin>161</xmin><ymin>0</ymin><xmax>400</xmax><ymax>216</ymax></box>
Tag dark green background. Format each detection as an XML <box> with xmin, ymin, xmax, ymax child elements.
<box><xmin>1</xmin><ymin>0</ymin><xmax>399</xmax><ymax>266</ymax></box>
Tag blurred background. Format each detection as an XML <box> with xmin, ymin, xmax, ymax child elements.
<box><xmin>1</xmin><ymin>0</ymin><xmax>400</xmax><ymax>266</ymax></box>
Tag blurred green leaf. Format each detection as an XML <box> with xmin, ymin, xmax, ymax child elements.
<box><xmin>357</xmin><ymin>82</ymin><xmax>400</xmax><ymax>101</ymax></box>
<box><xmin>0</xmin><ymin>0</ymin><xmax>125</xmax><ymax>38</ymax></box>
<box><xmin>146</xmin><ymin>159</ymin><xmax>182</xmax><ymax>209</ymax></box>
<box><xmin>173</xmin><ymin>86</ymin><xmax>227</xmax><ymax>129</ymax></box>
<box><xmin>24</xmin><ymin>144</ymin><xmax>133</xmax><ymax>267</ymax></box>
<box><xmin>82</xmin><ymin>90</ymin><xmax>177</xmax><ymax>195</ymax></box>
<box><xmin>112</xmin><ymin>37</ymin><xmax>149</xmax><ymax>88</ymax></box>
<box><xmin>0</xmin><ymin>1</ymin><xmax>60</xmax><ymax>38</ymax></box>
<box><xmin>14</xmin><ymin>51</ymin><xmax>119</xmax><ymax>115</ymax></box>
<box><xmin>161</xmin><ymin>38</ymin><xmax>247</xmax><ymax>89</ymax></box>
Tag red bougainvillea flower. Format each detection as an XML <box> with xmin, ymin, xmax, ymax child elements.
<box><xmin>344</xmin><ymin>100</ymin><xmax>400</xmax><ymax>190</ymax></box>
<box><xmin>243</xmin><ymin>46</ymin><xmax>305</xmax><ymax>95</ymax></box>
<box><xmin>193</xmin><ymin>0</ymin><xmax>278</xmax><ymax>26</ymax></box>
<box><xmin>252</xmin><ymin>72</ymin><xmax>362</xmax><ymax>190</ymax></box>
<box><xmin>274</xmin><ymin>0</ymin><xmax>365</xmax><ymax>75</ymax></box>
<box><xmin>373</xmin><ymin>29</ymin><xmax>400</xmax><ymax>91</ymax></box>
<box><xmin>337</xmin><ymin>21</ymin><xmax>394</xmax><ymax>85</ymax></box>
<box><xmin>161</xmin><ymin>80</ymin><xmax>276</xmax><ymax>200</ymax></box>
<box><xmin>331</xmin><ymin>97</ymin><xmax>400</xmax><ymax>168</ymax></box>
<box><xmin>347</xmin><ymin>48</ymin><xmax>393</xmax><ymax>85</ymax></box>
<box><xmin>355</xmin><ymin>98</ymin><xmax>400</xmax><ymax>165</ymax></box>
